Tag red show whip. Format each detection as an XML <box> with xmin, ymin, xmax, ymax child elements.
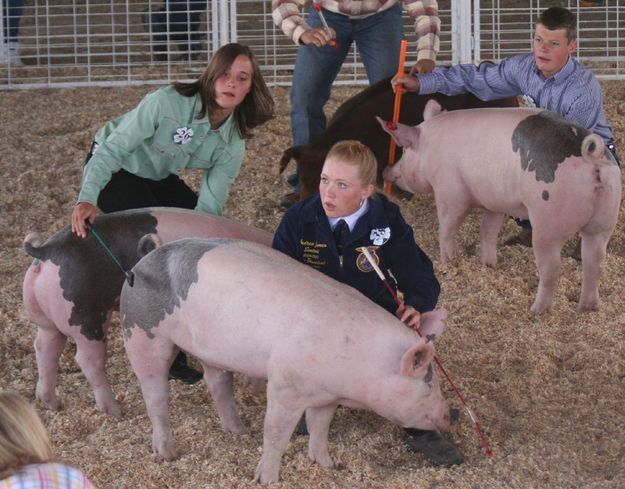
<box><xmin>385</xmin><ymin>39</ymin><xmax>407</xmax><ymax>195</ymax></box>
<box><xmin>360</xmin><ymin>248</ymin><xmax>493</xmax><ymax>458</ymax></box>
<box><xmin>313</xmin><ymin>1</ymin><xmax>338</xmax><ymax>48</ymax></box>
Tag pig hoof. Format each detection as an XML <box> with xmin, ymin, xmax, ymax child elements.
<box><xmin>480</xmin><ymin>253</ymin><xmax>498</xmax><ymax>268</ymax></box>
<box><xmin>224</xmin><ymin>422</ymin><xmax>248</xmax><ymax>435</ymax></box>
<box><xmin>254</xmin><ymin>460</ymin><xmax>280</xmax><ymax>485</ymax></box>
<box><xmin>529</xmin><ymin>302</ymin><xmax>552</xmax><ymax>314</ymax></box>
<box><xmin>577</xmin><ymin>300</ymin><xmax>599</xmax><ymax>312</ymax></box>
<box><xmin>99</xmin><ymin>403</ymin><xmax>122</xmax><ymax>419</ymax></box>
<box><xmin>35</xmin><ymin>391</ymin><xmax>62</xmax><ymax>411</ymax></box>
<box><xmin>153</xmin><ymin>445</ymin><xmax>178</xmax><ymax>461</ymax></box>
<box><xmin>309</xmin><ymin>452</ymin><xmax>334</xmax><ymax>468</ymax></box>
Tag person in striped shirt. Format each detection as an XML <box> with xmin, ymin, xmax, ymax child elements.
<box><xmin>0</xmin><ymin>391</ymin><xmax>93</xmax><ymax>489</ymax></box>
<box><xmin>393</xmin><ymin>5</ymin><xmax>620</xmax><ymax>247</ymax></box>
<box><xmin>272</xmin><ymin>0</ymin><xmax>440</xmax><ymax>208</ymax></box>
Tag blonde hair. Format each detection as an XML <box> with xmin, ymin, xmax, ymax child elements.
<box><xmin>326</xmin><ymin>140</ymin><xmax>377</xmax><ymax>186</ymax></box>
<box><xmin>0</xmin><ymin>391</ymin><xmax>52</xmax><ymax>479</ymax></box>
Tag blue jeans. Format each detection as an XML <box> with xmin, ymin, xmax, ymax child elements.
<box><xmin>2</xmin><ymin>0</ymin><xmax>24</xmax><ymax>40</ymax></box>
<box><xmin>165</xmin><ymin>0</ymin><xmax>205</xmax><ymax>52</ymax></box>
<box><xmin>289</xmin><ymin>4</ymin><xmax>404</xmax><ymax>190</ymax></box>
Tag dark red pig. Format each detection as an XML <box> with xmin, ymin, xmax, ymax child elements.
<box><xmin>279</xmin><ymin>74</ymin><xmax>519</xmax><ymax>199</ymax></box>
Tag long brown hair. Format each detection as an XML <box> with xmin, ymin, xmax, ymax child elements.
<box><xmin>174</xmin><ymin>43</ymin><xmax>274</xmax><ymax>138</ymax></box>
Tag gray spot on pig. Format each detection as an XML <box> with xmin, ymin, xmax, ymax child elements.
<box><xmin>511</xmin><ymin>111</ymin><xmax>589</xmax><ymax>183</ymax></box>
<box><xmin>423</xmin><ymin>364</ymin><xmax>433</xmax><ymax>384</ymax></box>
<box><xmin>122</xmin><ymin>239</ymin><xmax>230</xmax><ymax>339</ymax></box>
<box><xmin>24</xmin><ymin>211</ymin><xmax>159</xmax><ymax>341</ymax></box>
<box><xmin>542</xmin><ymin>190</ymin><xmax>549</xmax><ymax>201</ymax></box>
<box><xmin>425</xmin><ymin>333</ymin><xmax>436</xmax><ymax>343</ymax></box>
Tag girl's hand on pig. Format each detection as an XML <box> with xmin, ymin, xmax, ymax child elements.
<box><xmin>395</xmin><ymin>304</ymin><xmax>421</xmax><ymax>331</ymax></box>
<box><xmin>72</xmin><ymin>202</ymin><xmax>98</xmax><ymax>238</ymax></box>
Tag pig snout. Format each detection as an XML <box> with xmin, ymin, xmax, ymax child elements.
<box><xmin>429</xmin><ymin>403</ymin><xmax>459</xmax><ymax>431</ymax></box>
<box><xmin>383</xmin><ymin>165</ymin><xmax>399</xmax><ymax>182</ymax></box>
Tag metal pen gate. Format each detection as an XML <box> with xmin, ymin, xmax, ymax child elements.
<box><xmin>0</xmin><ymin>0</ymin><xmax>622</xmax><ymax>90</ymax></box>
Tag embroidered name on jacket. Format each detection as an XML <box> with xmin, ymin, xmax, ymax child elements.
<box><xmin>300</xmin><ymin>240</ymin><xmax>327</xmax><ymax>268</ymax></box>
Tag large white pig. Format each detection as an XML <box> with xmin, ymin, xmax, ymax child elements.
<box><xmin>379</xmin><ymin>101</ymin><xmax>622</xmax><ymax>313</ymax></box>
<box><xmin>120</xmin><ymin>238</ymin><xmax>457</xmax><ymax>484</ymax></box>
<box><xmin>22</xmin><ymin>208</ymin><xmax>272</xmax><ymax>417</ymax></box>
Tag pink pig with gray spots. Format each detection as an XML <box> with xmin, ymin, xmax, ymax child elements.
<box><xmin>380</xmin><ymin>100</ymin><xmax>621</xmax><ymax>313</ymax></box>
<box><xmin>22</xmin><ymin>208</ymin><xmax>272</xmax><ymax>417</ymax></box>
<box><xmin>120</xmin><ymin>238</ymin><xmax>457</xmax><ymax>484</ymax></box>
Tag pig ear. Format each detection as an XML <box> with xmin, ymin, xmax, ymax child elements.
<box><xmin>418</xmin><ymin>308</ymin><xmax>447</xmax><ymax>343</ymax></box>
<box><xmin>423</xmin><ymin>99</ymin><xmax>443</xmax><ymax>121</ymax></box>
<box><xmin>375</xmin><ymin>116</ymin><xmax>420</xmax><ymax>149</ymax></box>
<box><xmin>400</xmin><ymin>338</ymin><xmax>435</xmax><ymax>379</ymax></box>
<box><xmin>137</xmin><ymin>233</ymin><xmax>161</xmax><ymax>258</ymax></box>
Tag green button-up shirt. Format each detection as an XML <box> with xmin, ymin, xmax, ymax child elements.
<box><xmin>78</xmin><ymin>85</ymin><xmax>245</xmax><ymax>216</ymax></box>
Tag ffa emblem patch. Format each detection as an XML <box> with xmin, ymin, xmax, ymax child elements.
<box><xmin>173</xmin><ymin>127</ymin><xmax>194</xmax><ymax>144</ymax></box>
<box><xmin>356</xmin><ymin>246</ymin><xmax>380</xmax><ymax>272</ymax></box>
<box><xmin>369</xmin><ymin>227</ymin><xmax>390</xmax><ymax>246</ymax></box>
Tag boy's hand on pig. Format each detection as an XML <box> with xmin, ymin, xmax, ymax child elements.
<box><xmin>391</xmin><ymin>73</ymin><xmax>420</xmax><ymax>93</ymax></box>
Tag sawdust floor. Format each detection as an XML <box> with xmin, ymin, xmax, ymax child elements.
<box><xmin>1</xmin><ymin>81</ymin><xmax>624</xmax><ymax>488</ymax></box>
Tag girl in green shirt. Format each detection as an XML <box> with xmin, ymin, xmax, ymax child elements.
<box><xmin>70</xmin><ymin>43</ymin><xmax>274</xmax><ymax>383</ymax></box>
<box><xmin>71</xmin><ymin>42</ymin><xmax>274</xmax><ymax>238</ymax></box>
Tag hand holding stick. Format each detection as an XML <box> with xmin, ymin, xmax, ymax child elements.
<box><xmin>385</xmin><ymin>39</ymin><xmax>407</xmax><ymax>195</ymax></box>
<box><xmin>360</xmin><ymin>247</ymin><xmax>493</xmax><ymax>458</ymax></box>
<box><xmin>313</xmin><ymin>1</ymin><xmax>338</xmax><ymax>48</ymax></box>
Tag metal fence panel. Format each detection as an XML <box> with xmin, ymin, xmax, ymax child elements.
<box><xmin>0</xmin><ymin>1</ymin><xmax>622</xmax><ymax>90</ymax></box>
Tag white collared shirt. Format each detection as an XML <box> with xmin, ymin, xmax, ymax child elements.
<box><xmin>328</xmin><ymin>199</ymin><xmax>370</xmax><ymax>232</ymax></box>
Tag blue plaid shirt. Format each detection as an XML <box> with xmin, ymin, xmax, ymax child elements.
<box><xmin>417</xmin><ymin>54</ymin><xmax>615</xmax><ymax>143</ymax></box>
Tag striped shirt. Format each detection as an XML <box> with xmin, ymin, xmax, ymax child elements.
<box><xmin>272</xmin><ymin>0</ymin><xmax>439</xmax><ymax>61</ymax></box>
<box><xmin>0</xmin><ymin>463</ymin><xmax>93</xmax><ymax>489</ymax></box>
<box><xmin>416</xmin><ymin>53</ymin><xmax>614</xmax><ymax>142</ymax></box>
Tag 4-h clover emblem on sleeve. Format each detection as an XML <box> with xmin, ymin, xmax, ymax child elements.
<box><xmin>369</xmin><ymin>227</ymin><xmax>391</xmax><ymax>246</ymax></box>
<box><xmin>173</xmin><ymin>127</ymin><xmax>194</xmax><ymax>144</ymax></box>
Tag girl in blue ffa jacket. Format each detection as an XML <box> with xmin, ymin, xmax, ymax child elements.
<box><xmin>272</xmin><ymin>140</ymin><xmax>462</xmax><ymax>467</ymax></box>
<box><xmin>273</xmin><ymin>140</ymin><xmax>439</xmax><ymax>329</ymax></box>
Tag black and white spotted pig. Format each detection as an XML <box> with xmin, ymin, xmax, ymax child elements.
<box><xmin>22</xmin><ymin>208</ymin><xmax>272</xmax><ymax>417</ymax></box>
<box><xmin>380</xmin><ymin>101</ymin><xmax>622</xmax><ymax>313</ymax></box>
<box><xmin>120</xmin><ymin>238</ymin><xmax>456</xmax><ymax>484</ymax></box>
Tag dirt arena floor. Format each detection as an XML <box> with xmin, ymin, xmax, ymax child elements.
<box><xmin>1</xmin><ymin>79</ymin><xmax>624</xmax><ymax>488</ymax></box>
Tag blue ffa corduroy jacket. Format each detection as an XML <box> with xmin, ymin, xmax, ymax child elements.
<box><xmin>272</xmin><ymin>193</ymin><xmax>440</xmax><ymax>313</ymax></box>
